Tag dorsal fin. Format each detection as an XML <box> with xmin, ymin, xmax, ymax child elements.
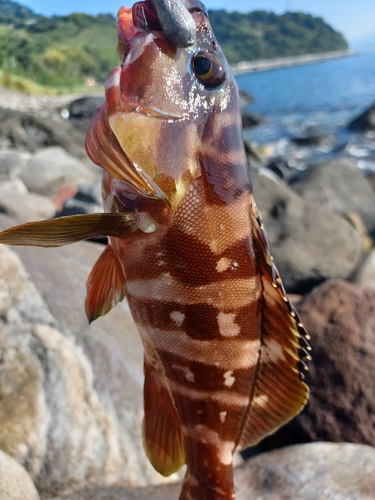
<box><xmin>239</xmin><ymin>200</ymin><xmax>311</xmax><ymax>448</ymax></box>
<box><xmin>143</xmin><ymin>357</ymin><xmax>185</xmax><ymax>476</ymax></box>
<box><xmin>85</xmin><ymin>244</ymin><xmax>126</xmax><ymax>323</ymax></box>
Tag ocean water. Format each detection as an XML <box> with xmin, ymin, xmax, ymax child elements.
<box><xmin>236</xmin><ymin>52</ymin><xmax>375</xmax><ymax>173</ymax></box>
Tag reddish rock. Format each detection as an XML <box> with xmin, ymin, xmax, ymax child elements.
<box><xmin>254</xmin><ymin>279</ymin><xmax>375</xmax><ymax>452</ymax></box>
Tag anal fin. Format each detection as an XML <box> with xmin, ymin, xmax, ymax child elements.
<box><xmin>85</xmin><ymin>244</ymin><xmax>126</xmax><ymax>322</ymax></box>
<box><xmin>143</xmin><ymin>358</ymin><xmax>185</xmax><ymax>476</ymax></box>
<box><xmin>239</xmin><ymin>202</ymin><xmax>311</xmax><ymax>448</ymax></box>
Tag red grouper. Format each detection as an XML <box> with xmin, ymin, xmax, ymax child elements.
<box><xmin>0</xmin><ymin>1</ymin><xmax>311</xmax><ymax>498</ymax></box>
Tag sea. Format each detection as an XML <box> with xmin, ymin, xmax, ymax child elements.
<box><xmin>236</xmin><ymin>52</ymin><xmax>375</xmax><ymax>174</ymax></box>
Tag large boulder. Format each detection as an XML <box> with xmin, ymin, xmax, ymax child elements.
<box><xmin>291</xmin><ymin>158</ymin><xmax>375</xmax><ymax>237</ymax></box>
<box><xmin>48</xmin><ymin>443</ymin><xmax>375</xmax><ymax>500</ymax></box>
<box><xmin>0</xmin><ymin>189</ymin><xmax>56</xmax><ymax>223</ymax></box>
<box><xmin>0</xmin><ymin>108</ymin><xmax>87</xmax><ymax>161</ymax></box>
<box><xmin>251</xmin><ymin>169</ymin><xmax>362</xmax><ymax>293</ymax></box>
<box><xmin>0</xmin><ymin>222</ymin><xmax>179</xmax><ymax>499</ymax></box>
<box><xmin>261</xmin><ymin>279</ymin><xmax>375</xmax><ymax>449</ymax></box>
<box><xmin>0</xmin><ymin>149</ymin><xmax>30</xmax><ymax>181</ymax></box>
<box><xmin>354</xmin><ymin>249</ymin><xmax>375</xmax><ymax>289</ymax></box>
<box><xmin>19</xmin><ymin>147</ymin><xmax>99</xmax><ymax>197</ymax></box>
<box><xmin>0</xmin><ymin>450</ymin><xmax>40</xmax><ymax>500</ymax></box>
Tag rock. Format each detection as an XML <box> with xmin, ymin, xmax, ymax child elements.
<box><xmin>0</xmin><ymin>236</ymin><xmax>179</xmax><ymax>499</ymax></box>
<box><xmin>0</xmin><ymin>449</ymin><xmax>40</xmax><ymax>500</ymax></box>
<box><xmin>348</xmin><ymin>101</ymin><xmax>375</xmax><ymax>132</ymax></box>
<box><xmin>238</xmin><ymin>89</ymin><xmax>254</xmax><ymax>108</ymax></box>
<box><xmin>0</xmin><ymin>178</ymin><xmax>28</xmax><ymax>194</ymax></box>
<box><xmin>47</xmin><ymin>443</ymin><xmax>375</xmax><ymax>500</ymax></box>
<box><xmin>366</xmin><ymin>172</ymin><xmax>375</xmax><ymax>193</ymax></box>
<box><xmin>55</xmin><ymin>179</ymin><xmax>103</xmax><ymax>217</ymax></box>
<box><xmin>0</xmin><ymin>190</ymin><xmax>56</xmax><ymax>223</ymax></box>
<box><xmin>241</xmin><ymin>111</ymin><xmax>264</xmax><ymax>129</ymax></box>
<box><xmin>0</xmin><ymin>107</ymin><xmax>87</xmax><ymax>161</ymax></box>
<box><xmin>266</xmin><ymin>156</ymin><xmax>300</xmax><ymax>182</ymax></box>
<box><xmin>354</xmin><ymin>249</ymin><xmax>375</xmax><ymax>289</ymax></box>
<box><xmin>19</xmin><ymin>147</ymin><xmax>98</xmax><ymax>197</ymax></box>
<box><xmin>0</xmin><ymin>149</ymin><xmax>31</xmax><ymax>181</ymax></box>
<box><xmin>291</xmin><ymin>158</ymin><xmax>375</xmax><ymax>238</ymax></box>
<box><xmin>251</xmin><ymin>169</ymin><xmax>363</xmax><ymax>293</ymax></box>
<box><xmin>69</xmin><ymin>96</ymin><xmax>105</xmax><ymax>120</ymax></box>
<box><xmin>291</xmin><ymin>133</ymin><xmax>336</xmax><ymax>147</ymax></box>
<box><xmin>235</xmin><ymin>442</ymin><xmax>375</xmax><ymax>500</ymax></box>
<box><xmin>279</xmin><ymin>280</ymin><xmax>375</xmax><ymax>447</ymax></box>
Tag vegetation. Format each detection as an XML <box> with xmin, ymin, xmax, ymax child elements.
<box><xmin>0</xmin><ymin>0</ymin><xmax>348</xmax><ymax>91</ymax></box>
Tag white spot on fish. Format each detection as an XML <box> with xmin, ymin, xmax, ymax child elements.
<box><xmin>170</xmin><ymin>310</ymin><xmax>185</xmax><ymax>326</ymax></box>
<box><xmin>219</xmin><ymin>411</ymin><xmax>227</xmax><ymax>423</ymax></box>
<box><xmin>263</xmin><ymin>338</ymin><xmax>286</xmax><ymax>364</ymax></box>
<box><xmin>223</xmin><ymin>371</ymin><xmax>235</xmax><ymax>387</ymax></box>
<box><xmin>172</xmin><ymin>364</ymin><xmax>195</xmax><ymax>383</ymax></box>
<box><xmin>216</xmin><ymin>257</ymin><xmax>231</xmax><ymax>273</ymax></box>
<box><xmin>253</xmin><ymin>394</ymin><xmax>269</xmax><ymax>408</ymax></box>
<box><xmin>183</xmin><ymin>425</ymin><xmax>235</xmax><ymax>466</ymax></box>
<box><xmin>217</xmin><ymin>311</ymin><xmax>241</xmax><ymax>337</ymax></box>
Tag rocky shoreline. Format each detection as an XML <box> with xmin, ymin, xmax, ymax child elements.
<box><xmin>1</xmin><ymin>89</ymin><xmax>375</xmax><ymax>499</ymax></box>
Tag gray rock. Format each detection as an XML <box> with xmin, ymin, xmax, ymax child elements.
<box><xmin>354</xmin><ymin>249</ymin><xmax>375</xmax><ymax>289</ymax></box>
<box><xmin>291</xmin><ymin>158</ymin><xmax>375</xmax><ymax>237</ymax></box>
<box><xmin>251</xmin><ymin>169</ymin><xmax>363</xmax><ymax>293</ymax></box>
<box><xmin>0</xmin><ymin>450</ymin><xmax>40</xmax><ymax>500</ymax></box>
<box><xmin>48</xmin><ymin>443</ymin><xmax>375</xmax><ymax>500</ymax></box>
<box><xmin>348</xmin><ymin>101</ymin><xmax>375</xmax><ymax>132</ymax></box>
<box><xmin>235</xmin><ymin>442</ymin><xmax>375</xmax><ymax>500</ymax></box>
<box><xmin>0</xmin><ymin>239</ymin><xmax>179</xmax><ymax>499</ymax></box>
<box><xmin>69</xmin><ymin>96</ymin><xmax>105</xmax><ymax>120</ymax></box>
<box><xmin>19</xmin><ymin>147</ymin><xmax>98</xmax><ymax>197</ymax></box>
<box><xmin>0</xmin><ymin>190</ymin><xmax>56</xmax><ymax>223</ymax></box>
<box><xmin>0</xmin><ymin>149</ymin><xmax>30</xmax><ymax>181</ymax></box>
<box><xmin>0</xmin><ymin>107</ymin><xmax>87</xmax><ymax>161</ymax></box>
<box><xmin>0</xmin><ymin>178</ymin><xmax>28</xmax><ymax>194</ymax></box>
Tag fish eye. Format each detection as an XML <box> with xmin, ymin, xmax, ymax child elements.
<box><xmin>192</xmin><ymin>52</ymin><xmax>227</xmax><ymax>89</ymax></box>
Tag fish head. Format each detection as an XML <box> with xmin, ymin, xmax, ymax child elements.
<box><xmin>93</xmin><ymin>0</ymin><xmax>241</xmax><ymax>210</ymax></box>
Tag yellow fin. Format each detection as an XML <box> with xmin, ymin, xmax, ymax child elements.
<box><xmin>239</xmin><ymin>202</ymin><xmax>311</xmax><ymax>448</ymax></box>
<box><xmin>85</xmin><ymin>244</ymin><xmax>126</xmax><ymax>323</ymax></box>
<box><xmin>143</xmin><ymin>359</ymin><xmax>185</xmax><ymax>476</ymax></box>
<box><xmin>0</xmin><ymin>213</ymin><xmax>133</xmax><ymax>247</ymax></box>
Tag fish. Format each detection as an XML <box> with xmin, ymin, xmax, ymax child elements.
<box><xmin>0</xmin><ymin>1</ymin><xmax>311</xmax><ymax>498</ymax></box>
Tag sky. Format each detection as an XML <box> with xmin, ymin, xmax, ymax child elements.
<box><xmin>19</xmin><ymin>0</ymin><xmax>375</xmax><ymax>45</ymax></box>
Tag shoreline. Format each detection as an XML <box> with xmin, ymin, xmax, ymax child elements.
<box><xmin>231</xmin><ymin>50</ymin><xmax>354</xmax><ymax>76</ymax></box>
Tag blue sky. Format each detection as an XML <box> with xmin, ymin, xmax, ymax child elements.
<box><xmin>20</xmin><ymin>0</ymin><xmax>375</xmax><ymax>44</ymax></box>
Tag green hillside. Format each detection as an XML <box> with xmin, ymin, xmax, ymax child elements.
<box><xmin>0</xmin><ymin>0</ymin><xmax>348</xmax><ymax>90</ymax></box>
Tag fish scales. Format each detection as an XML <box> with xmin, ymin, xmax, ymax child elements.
<box><xmin>0</xmin><ymin>1</ymin><xmax>311</xmax><ymax>499</ymax></box>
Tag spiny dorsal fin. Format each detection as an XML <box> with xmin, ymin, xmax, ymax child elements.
<box><xmin>143</xmin><ymin>358</ymin><xmax>185</xmax><ymax>476</ymax></box>
<box><xmin>85</xmin><ymin>244</ymin><xmax>126</xmax><ymax>323</ymax></box>
<box><xmin>239</xmin><ymin>201</ymin><xmax>311</xmax><ymax>448</ymax></box>
<box><xmin>0</xmin><ymin>213</ymin><xmax>134</xmax><ymax>247</ymax></box>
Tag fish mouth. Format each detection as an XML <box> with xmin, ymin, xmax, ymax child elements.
<box><xmin>124</xmin><ymin>100</ymin><xmax>188</xmax><ymax>120</ymax></box>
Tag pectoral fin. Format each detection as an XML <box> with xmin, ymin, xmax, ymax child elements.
<box><xmin>143</xmin><ymin>358</ymin><xmax>185</xmax><ymax>476</ymax></box>
<box><xmin>239</xmin><ymin>202</ymin><xmax>311</xmax><ymax>448</ymax></box>
<box><xmin>86</xmin><ymin>244</ymin><xmax>126</xmax><ymax>322</ymax></box>
<box><xmin>0</xmin><ymin>213</ymin><xmax>134</xmax><ymax>247</ymax></box>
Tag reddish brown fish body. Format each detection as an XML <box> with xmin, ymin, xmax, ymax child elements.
<box><xmin>0</xmin><ymin>2</ymin><xmax>310</xmax><ymax>499</ymax></box>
